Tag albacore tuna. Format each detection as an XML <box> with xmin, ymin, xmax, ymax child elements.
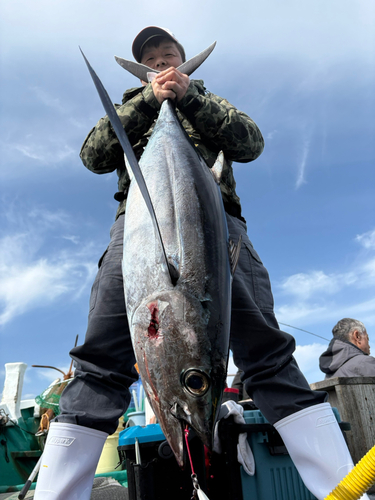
<box><xmin>123</xmin><ymin>99</ymin><xmax>236</xmax><ymax>466</ymax></box>
<box><xmin>80</xmin><ymin>48</ymin><xmax>240</xmax><ymax>468</ymax></box>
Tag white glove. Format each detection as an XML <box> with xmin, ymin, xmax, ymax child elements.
<box><xmin>213</xmin><ymin>400</ymin><xmax>255</xmax><ymax>476</ymax></box>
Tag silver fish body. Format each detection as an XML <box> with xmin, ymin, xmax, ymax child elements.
<box><xmin>122</xmin><ymin>99</ymin><xmax>232</xmax><ymax>467</ymax></box>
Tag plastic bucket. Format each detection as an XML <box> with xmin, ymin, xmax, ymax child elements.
<box><xmin>95</xmin><ymin>417</ymin><xmax>124</xmax><ymax>474</ymax></box>
<box><xmin>128</xmin><ymin>411</ymin><xmax>146</xmax><ymax>427</ymax></box>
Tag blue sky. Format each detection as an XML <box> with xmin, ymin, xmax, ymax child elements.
<box><xmin>1</xmin><ymin>0</ymin><xmax>374</xmax><ymax>401</ymax></box>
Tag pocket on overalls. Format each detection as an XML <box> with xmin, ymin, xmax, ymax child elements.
<box><xmin>245</xmin><ymin>242</ymin><xmax>263</xmax><ymax>264</ymax></box>
<box><xmin>89</xmin><ymin>248</ymin><xmax>108</xmax><ymax>312</ymax></box>
<box><xmin>244</xmin><ymin>242</ymin><xmax>274</xmax><ymax>312</ymax></box>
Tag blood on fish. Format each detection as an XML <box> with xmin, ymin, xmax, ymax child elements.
<box><xmin>147</xmin><ymin>302</ymin><xmax>159</xmax><ymax>338</ymax></box>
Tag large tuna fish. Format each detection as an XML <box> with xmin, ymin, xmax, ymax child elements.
<box><xmin>123</xmin><ymin>100</ymin><xmax>234</xmax><ymax>466</ymax></box>
<box><xmin>81</xmin><ymin>48</ymin><xmax>240</xmax><ymax>468</ymax></box>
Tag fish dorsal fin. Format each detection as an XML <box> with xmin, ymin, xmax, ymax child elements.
<box><xmin>211</xmin><ymin>151</ymin><xmax>224</xmax><ymax>184</ymax></box>
<box><xmin>80</xmin><ymin>48</ymin><xmax>176</xmax><ymax>287</ymax></box>
<box><xmin>229</xmin><ymin>235</ymin><xmax>242</xmax><ymax>275</ymax></box>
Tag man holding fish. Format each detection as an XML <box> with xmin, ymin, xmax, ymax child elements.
<box><xmin>34</xmin><ymin>27</ymin><xmax>369</xmax><ymax>500</ymax></box>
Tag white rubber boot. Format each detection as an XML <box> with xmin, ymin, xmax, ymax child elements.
<box><xmin>274</xmin><ymin>402</ymin><xmax>370</xmax><ymax>500</ymax></box>
<box><xmin>34</xmin><ymin>422</ymin><xmax>108</xmax><ymax>499</ymax></box>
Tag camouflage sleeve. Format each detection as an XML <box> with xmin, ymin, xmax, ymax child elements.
<box><xmin>177</xmin><ymin>83</ymin><xmax>264</xmax><ymax>163</ymax></box>
<box><xmin>80</xmin><ymin>84</ymin><xmax>161</xmax><ymax>173</ymax></box>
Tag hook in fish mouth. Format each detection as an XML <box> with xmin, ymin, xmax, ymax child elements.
<box><xmin>170</xmin><ymin>400</ymin><xmax>192</xmax><ymax>425</ymax></box>
<box><xmin>169</xmin><ymin>397</ymin><xmax>212</xmax><ymax>452</ymax></box>
<box><xmin>181</xmin><ymin>368</ymin><xmax>211</xmax><ymax>397</ymax></box>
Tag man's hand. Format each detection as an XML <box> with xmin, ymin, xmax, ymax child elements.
<box><xmin>152</xmin><ymin>67</ymin><xmax>190</xmax><ymax>104</ymax></box>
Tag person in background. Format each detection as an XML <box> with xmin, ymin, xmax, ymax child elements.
<box><xmin>320</xmin><ymin>318</ymin><xmax>375</xmax><ymax>378</ymax></box>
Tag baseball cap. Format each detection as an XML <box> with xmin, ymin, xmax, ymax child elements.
<box><xmin>132</xmin><ymin>26</ymin><xmax>185</xmax><ymax>63</ymax></box>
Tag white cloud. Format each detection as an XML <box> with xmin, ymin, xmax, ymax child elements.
<box><xmin>336</xmin><ymin>298</ymin><xmax>375</xmax><ymax>326</ymax></box>
<box><xmin>61</xmin><ymin>235</ymin><xmax>80</xmax><ymax>245</ymax></box>
<box><xmin>360</xmin><ymin>258</ymin><xmax>375</xmax><ymax>288</ymax></box>
<box><xmin>0</xmin><ymin>255</ymin><xmax>95</xmax><ymax>325</ymax></box>
<box><xmin>20</xmin><ymin>366</ymin><xmax>73</xmax><ymax>400</ymax></box>
<box><xmin>294</xmin><ymin>343</ymin><xmax>327</xmax><ymax>384</ymax></box>
<box><xmin>12</xmin><ymin>144</ymin><xmax>46</xmax><ymax>161</ymax></box>
<box><xmin>277</xmin><ymin>297</ymin><xmax>375</xmax><ymax>331</ymax></box>
<box><xmin>10</xmin><ymin>140</ymin><xmax>75</xmax><ymax>164</ymax></box>
<box><xmin>33</xmin><ymin>365</ymin><xmax>72</xmax><ymax>382</ymax></box>
<box><xmin>279</xmin><ymin>270</ymin><xmax>357</xmax><ymax>299</ymax></box>
<box><xmin>0</xmin><ymin>208</ymin><xmax>97</xmax><ymax>326</ymax></box>
<box><xmin>266</xmin><ymin>130</ymin><xmax>278</xmax><ymax>140</ymax></box>
<box><xmin>225</xmin><ymin>345</ymin><xmax>327</xmax><ymax>391</ymax></box>
<box><xmin>296</xmin><ymin>135</ymin><xmax>310</xmax><ymax>189</ymax></box>
<box><xmin>356</xmin><ymin>229</ymin><xmax>375</xmax><ymax>249</ymax></box>
<box><xmin>275</xmin><ymin>228</ymin><xmax>375</xmax><ymax>336</ymax></box>
<box><xmin>278</xmin><ymin>229</ymin><xmax>375</xmax><ymax>305</ymax></box>
<box><xmin>68</xmin><ymin>117</ymin><xmax>88</xmax><ymax>130</ymax></box>
<box><xmin>276</xmin><ymin>302</ymin><xmax>328</xmax><ymax>325</ymax></box>
<box><xmin>31</xmin><ymin>86</ymin><xmax>65</xmax><ymax>113</ymax></box>
<box><xmin>27</xmin><ymin>208</ymin><xmax>72</xmax><ymax>228</ymax></box>
<box><xmin>295</xmin><ymin>122</ymin><xmax>316</xmax><ymax>190</ymax></box>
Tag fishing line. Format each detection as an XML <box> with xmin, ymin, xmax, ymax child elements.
<box><xmin>184</xmin><ymin>426</ymin><xmax>195</xmax><ymax>475</ymax></box>
<box><xmin>279</xmin><ymin>322</ymin><xmax>330</xmax><ymax>342</ymax></box>
<box><xmin>185</xmin><ymin>426</ymin><xmax>210</xmax><ymax>499</ymax></box>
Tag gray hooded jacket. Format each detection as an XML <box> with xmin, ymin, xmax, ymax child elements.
<box><xmin>319</xmin><ymin>338</ymin><xmax>375</xmax><ymax>379</ymax></box>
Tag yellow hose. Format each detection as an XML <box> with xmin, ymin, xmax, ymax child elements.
<box><xmin>325</xmin><ymin>445</ymin><xmax>375</xmax><ymax>500</ymax></box>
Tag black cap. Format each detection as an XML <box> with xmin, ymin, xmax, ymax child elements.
<box><xmin>132</xmin><ymin>26</ymin><xmax>185</xmax><ymax>63</ymax></box>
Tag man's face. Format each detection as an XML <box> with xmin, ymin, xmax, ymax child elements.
<box><xmin>351</xmin><ymin>329</ymin><xmax>371</xmax><ymax>354</ymax></box>
<box><xmin>361</xmin><ymin>332</ymin><xmax>371</xmax><ymax>355</ymax></box>
<box><xmin>140</xmin><ymin>40</ymin><xmax>183</xmax><ymax>71</ymax></box>
<box><xmin>353</xmin><ymin>329</ymin><xmax>371</xmax><ymax>354</ymax></box>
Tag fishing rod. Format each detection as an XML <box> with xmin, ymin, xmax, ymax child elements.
<box><xmin>226</xmin><ymin>323</ymin><xmax>329</xmax><ymax>379</ymax></box>
<box><xmin>278</xmin><ymin>322</ymin><xmax>330</xmax><ymax>342</ymax></box>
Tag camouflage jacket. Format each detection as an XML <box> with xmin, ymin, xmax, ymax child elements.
<box><xmin>80</xmin><ymin>79</ymin><xmax>264</xmax><ymax>221</ymax></box>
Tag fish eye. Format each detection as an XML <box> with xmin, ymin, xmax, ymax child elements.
<box><xmin>182</xmin><ymin>369</ymin><xmax>210</xmax><ymax>397</ymax></box>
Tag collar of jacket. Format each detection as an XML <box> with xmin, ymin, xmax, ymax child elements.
<box><xmin>332</xmin><ymin>338</ymin><xmax>368</xmax><ymax>355</ymax></box>
<box><xmin>319</xmin><ymin>338</ymin><xmax>368</xmax><ymax>375</ymax></box>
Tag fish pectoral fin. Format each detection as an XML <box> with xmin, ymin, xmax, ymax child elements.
<box><xmin>114</xmin><ymin>56</ymin><xmax>160</xmax><ymax>82</ymax></box>
<box><xmin>210</xmin><ymin>151</ymin><xmax>224</xmax><ymax>184</ymax></box>
<box><xmin>229</xmin><ymin>235</ymin><xmax>242</xmax><ymax>275</ymax></box>
<box><xmin>124</xmin><ymin>154</ymin><xmax>134</xmax><ymax>181</ymax></box>
<box><xmin>177</xmin><ymin>41</ymin><xmax>217</xmax><ymax>77</ymax></box>
<box><xmin>80</xmin><ymin>49</ymin><xmax>176</xmax><ymax>288</ymax></box>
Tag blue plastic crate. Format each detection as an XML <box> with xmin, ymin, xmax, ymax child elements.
<box><xmin>241</xmin><ymin>410</ymin><xmax>318</xmax><ymax>500</ymax></box>
<box><xmin>119</xmin><ymin>423</ymin><xmax>165</xmax><ymax>446</ymax></box>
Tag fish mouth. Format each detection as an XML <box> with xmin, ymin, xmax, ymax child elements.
<box><xmin>170</xmin><ymin>401</ymin><xmax>193</xmax><ymax>427</ymax></box>
<box><xmin>156</xmin><ymin>407</ymin><xmax>185</xmax><ymax>468</ymax></box>
<box><xmin>161</xmin><ymin>401</ymin><xmax>212</xmax><ymax>468</ymax></box>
